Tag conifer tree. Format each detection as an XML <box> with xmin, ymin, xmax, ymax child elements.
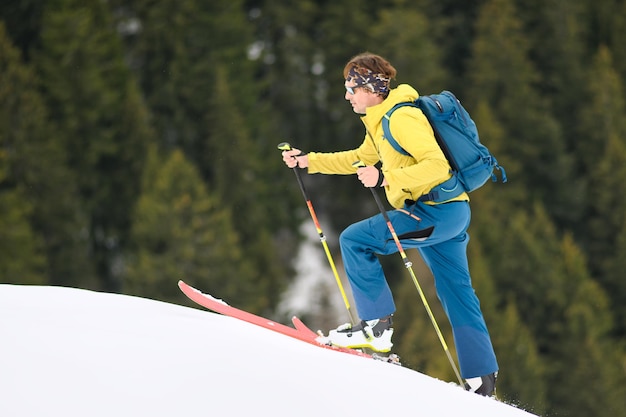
<box><xmin>251</xmin><ymin>0</ymin><xmax>353</xmax><ymax>154</ymax></box>
<box><xmin>111</xmin><ymin>0</ymin><xmax>294</xmax><ymax>308</ymax></box>
<box><xmin>514</xmin><ymin>0</ymin><xmax>587</xmax><ymax>119</ymax></box>
<box><xmin>511</xmin><ymin>0</ymin><xmax>589</xmax><ymax>231</ymax></box>
<box><xmin>407</xmin><ymin>0</ymin><xmax>482</xmax><ymax>88</ymax></box>
<box><xmin>475</xmin><ymin>200</ymin><xmax>621</xmax><ymax>416</ymax></box>
<box><xmin>466</xmin><ymin>234</ymin><xmax>547</xmax><ymax>413</ymax></box>
<box><xmin>0</xmin><ymin>1</ymin><xmax>45</xmax><ymax>58</ymax></box>
<box><xmin>608</xmin><ymin>0</ymin><xmax>626</xmax><ymax>84</ymax></box>
<box><xmin>490</xmin><ymin>302</ymin><xmax>546</xmax><ymax>413</ymax></box>
<box><xmin>0</xmin><ymin>152</ymin><xmax>45</xmax><ymax>284</ymax></box>
<box><xmin>124</xmin><ymin>147</ymin><xmax>256</xmax><ymax>307</ymax></box>
<box><xmin>584</xmin><ymin>0</ymin><xmax>626</xmax><ymax>86</ymax></box>
<box><xmin>546</xmin><ymin>235</ymin><xmax>624</xmax><ymax>416</ymax></box>
<box><xmin>205</xmin><ymin>64</ymin><xmax>292</xmax><ymax>310</ymax></box>
<box><xmin>369</xmin><ymin>7</ymin><xmax>447</xmax><ymax>95</ymax></box>
<box><xmin>576</xmin><ymin>46</ymin><xmax>626</xmax><ymax>332</ymax></box>
<box><xmin>111</xmin><ymin>0</ymin><xmax>258</xmax><ymax>162</ymax></box>
<box><xmin>0</xmin><ymin>20</ymin><xmax>91</xmax><ymax>286</ymax></box>
<box><xmin>35</xmin><ymin>0</ymin><xmax>151</xmax><ymax>291</ymax></box>
<box><xmin>466</xmin><ymin>0</ymin><xmax>574</xmax><ymax>227</ymax></box>
<box><xmin>604</xmin><ymin>219</ymin><xmax>626</xmax><ymax>337</ymax></box>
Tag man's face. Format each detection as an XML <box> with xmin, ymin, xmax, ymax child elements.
<box><xmin>344</xmin><ymin>82</ymin><xmax>383</xmax><ymax>114</ymax></box>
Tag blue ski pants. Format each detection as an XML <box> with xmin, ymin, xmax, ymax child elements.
<box><xmin>339</xmin><ymin>200</ymin><xmax>498</xmax><ymax>378</ymax></box>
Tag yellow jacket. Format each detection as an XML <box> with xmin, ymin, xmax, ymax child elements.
<box><xmin>307</xmin><ymin>84</ymin><xmax>469</xmax><ymax>208</ymax></box>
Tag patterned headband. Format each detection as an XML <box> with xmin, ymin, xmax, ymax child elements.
<box><xmin>346</xmin><ymin>66</ymin><xmax>391</xmax><ymax>97</ymax></box>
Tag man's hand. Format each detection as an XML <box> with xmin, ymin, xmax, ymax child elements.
<box><xmin>282</xmin><ymin>148</ymin><xmax>309</xmax><ymax>168</ymax></box>
<box><xmin>356</xmin><ymin>165</ymin><xmax>386</xmax><ymax>187</ymax></box>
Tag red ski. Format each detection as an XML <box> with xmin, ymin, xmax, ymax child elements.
<box><xmin>178</xmin><ymin>280</ymin><xmax>373</xmax><ymax>359</ymax></box>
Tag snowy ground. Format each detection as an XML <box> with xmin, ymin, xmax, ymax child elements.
<box><xmin>0</xmin><ymin>284</ymin><xmax>538</xmax><ymax>417</ymax></box>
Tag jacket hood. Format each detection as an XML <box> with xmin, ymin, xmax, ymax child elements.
<box><xmin>361</xmin><ymin>84</ymin><xmax>419</xmax><ymax>128</ymax></box>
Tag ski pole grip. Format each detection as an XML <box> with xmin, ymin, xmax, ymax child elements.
<box><xmin>278</xmin><ymin>142</ymin><xmax>307</xmax><ymax>157</ymax></box>
<box><xmin>277</xmin><ymin>142</ymin><xmax>292</xmax><ymax>151</ymax></box>
<box><xmin>352</xmin><ymin>160</ymin><xmax>366</xmax><ymax>169</ymax></box>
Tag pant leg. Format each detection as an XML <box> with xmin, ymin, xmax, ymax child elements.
<box><xmin>401</xmin><ymin>201</ymin><xmax>498</xmax><ymax>378</ymax></box>
<box><xmin>338</xmin><ymin>201</ymin><xmax>465</xmax><ymax>320</ymax></box>
<box><xmin>339</xmin><ymin>201</ymin><xmax>473</xmax><ymax>321</ymax></box>
<box><xmin>340</xmin><ymin>200</ymin><xmax>498</xmax><ymax>378</ymax></box>
<box><xmin>339</xmin><ymin>214</ymin><xmax>398</xmax><ymax>320</ymax></box>
<box><xmin>418</xmin><ymin>235</ymin><xmax>499</xmax><ymax>379</ymax></box>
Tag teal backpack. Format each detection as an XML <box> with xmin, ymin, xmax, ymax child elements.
<box><xmin>382</xmin><ymin>90</ymin><xmax>507</xmax><ymax>202</ymax></box>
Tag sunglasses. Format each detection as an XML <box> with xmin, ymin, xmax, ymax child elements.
<box><xmin>345</xmin><ymin>83</ymin><xmax>371</xmax><ymax>95</ymax></box>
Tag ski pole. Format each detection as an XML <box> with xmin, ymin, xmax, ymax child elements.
<box><xmin>278</xmin><ymin>142</ymin><xmax>357</xmax><ymax>325</ymax></box>
<box><xmin>352</xmin><ymin>161</ymin><xmax>464</xmax><ymax>387</ymax></box>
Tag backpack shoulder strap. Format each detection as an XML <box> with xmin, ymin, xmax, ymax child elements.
<box><xmin>382</xmin><ymin>102</ymin><xmax>419</xmax><ymax>156</ymax></box>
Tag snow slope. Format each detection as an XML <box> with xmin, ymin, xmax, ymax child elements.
<box><xmin>0</xmin><ymin>285</ymin><xmax>537</xmax><ymax>416</ymax></box>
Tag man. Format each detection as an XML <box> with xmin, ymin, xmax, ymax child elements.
<box><xmin>281</xmin><ymin>52</ymin><xmax>498</xmax><ymax>396</ymax></box>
